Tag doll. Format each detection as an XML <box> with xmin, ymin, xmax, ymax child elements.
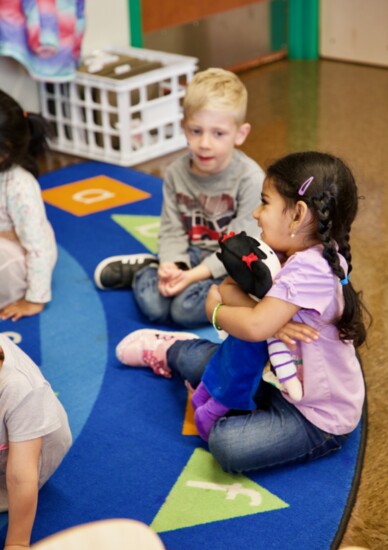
<box><xmin>192</xmin><ymin>231</ymin><xmax>303</xmax><ymax>441</ymax></box>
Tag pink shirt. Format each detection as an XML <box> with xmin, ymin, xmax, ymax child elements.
<box><xmin>267</xmin><ymin>245</ymin><xmax>365</xmax><ymax>435</ymax></box>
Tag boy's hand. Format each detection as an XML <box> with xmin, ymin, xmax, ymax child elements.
<box><xmin>158</xmin><ymin>264</ymin><xmax>212</xmax><ymax>297</ymax></box>
<box><xmin>158</xmin><ymin>270</ymin><xmax>191</xmax><ymax>296</ymax></box>
<box><xmin>0</xmin><ymin>300</ymin><xmax>45</xmax><ymax>321</ymax></box>
<box><xmin>158</xmin><ymin>262</ymin><xmax>185</xmax><ymax>296</ymax></box>
<box><xmin>274</xmin><ymin>321</ymin><xmax>319</xmax><ymax>350</ymax></box>
<box><xmin>158</xmin><ymin>262</ymin><xmax>181</xmax><ymax>282</ymax></box>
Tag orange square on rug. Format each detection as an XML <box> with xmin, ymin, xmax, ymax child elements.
<box><xmin>42</xmin><ymin>175</ymin><xmax>151</xmax><ymax>216</ymax></box>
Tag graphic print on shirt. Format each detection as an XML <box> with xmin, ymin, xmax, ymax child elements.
<box><xmin>177</xmin><ymin>192</ymin><xmax>235</xmax><ymax>243</ymax></box>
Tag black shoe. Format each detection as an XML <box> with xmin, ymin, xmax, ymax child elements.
<box><xmin>94</xmin><ymin>254</ymin><xmax>158</xmax><ymax>289</ymax></box>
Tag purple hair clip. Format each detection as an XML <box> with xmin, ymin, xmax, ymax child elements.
<box><xmin>298</xmin><ymin>176</ymin><xmax>314</xmax><ymax>196</ymax></box>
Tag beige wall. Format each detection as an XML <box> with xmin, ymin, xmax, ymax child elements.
<box><xmin>0</xmin><ymin>0</ymin><xmax>130</xmax><ymax>111</ymax></box>
<box><xmin>320</xmin><ymin>0</ymin><xmax>388</xmax><ymax>67</ymax></box>
<box><xmin>82</xmin><ymin>1</ymin><xmax>130</xmax><ymax>53</ymax></box>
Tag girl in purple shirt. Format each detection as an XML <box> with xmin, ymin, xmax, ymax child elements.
<box><xmin>116</xmin><ymin>151</ymin><xmax>369</xmax><ymax>474</ymax></box>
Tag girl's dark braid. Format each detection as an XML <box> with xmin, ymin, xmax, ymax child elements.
<box><xmin>309</xmin><ymin>182</ymin><xmax>368</xmax><ymax>347</ymax></box>
<box><xmin>310</xmin><ymin>184</ymin><xmax>346</xmax><ymax>281</ymax></box>
<box><xmin>337</xmin><ymin>229</ymin><xmax>353</xmax><ymax>276</ymax></box>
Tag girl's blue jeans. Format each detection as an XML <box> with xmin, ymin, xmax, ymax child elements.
<box><xmin>132</xmin><ymin>247</ymin><xmax>225</xmax><ymax>328</ymax></box>
<box><xmin>167</xmin><ymin>338</ymin><xmax>349</xmax><ymax>474</ymax></box>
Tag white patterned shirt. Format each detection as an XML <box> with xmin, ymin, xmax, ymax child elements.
<box><xmin>0</xmin><ymin>165</ymin><xmax>57</xmax><ymax>303</ymax></box>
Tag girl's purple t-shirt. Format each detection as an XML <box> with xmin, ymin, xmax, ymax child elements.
<box><xmin>267</xmin><ymin>245</ymin><xmax>364</xmax><ymax>435</ymax></box>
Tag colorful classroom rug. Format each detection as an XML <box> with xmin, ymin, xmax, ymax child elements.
<box><xmin>0</xmin><ymin>161</ymin><xmax>367</xmax><ymax>549</ymax></box>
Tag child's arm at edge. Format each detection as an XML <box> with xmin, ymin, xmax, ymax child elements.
<box><xmin>5</xmin><ymin>438</ymin><xmax>42</xmax><ymax>548</ymax></box>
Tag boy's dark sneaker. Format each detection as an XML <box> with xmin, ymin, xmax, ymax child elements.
<box><xmin>94</xmin><ymin>254</ymin><xmax>158</xmax><ymax>290</ymax></box>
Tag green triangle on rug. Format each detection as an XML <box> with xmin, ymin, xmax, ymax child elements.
<box><xmin>112</xmin><ymin>214</ymin><xmax>160</xmax><ymax>253</ymax></box>
<box><xmin>151</xmin><ymin>448</ymin><xmax>288</xmax><ymax>533</ymax></box>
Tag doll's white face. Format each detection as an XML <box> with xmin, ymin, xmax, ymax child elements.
<box><xmin>257</xmin><ymin>240</ymin><xmax>281</xmax><ymax>279</ymax></box>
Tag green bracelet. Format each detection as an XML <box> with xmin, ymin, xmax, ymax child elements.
<box><xmin>212</xmin><ymin>303</ymin><xmax>223</xmax><ymax>331</ymax></box>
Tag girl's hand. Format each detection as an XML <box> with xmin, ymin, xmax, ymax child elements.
<box><xmin>0</xmin><ymin>300</ymin><xmax>45</xmax><ymax>321</ymax></box>
<box><xmin>274</xmin><ymin>321</ymin><xmax>319</xmax><ymax>350</ymax></box>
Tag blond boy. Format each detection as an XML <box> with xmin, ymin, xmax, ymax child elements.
<box><xmin>94</xmin><ymin>68</ymin><xmax>264</xmax><ymax>329</ymax></box>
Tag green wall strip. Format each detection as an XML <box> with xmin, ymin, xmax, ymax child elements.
<box><xmin>288</xmin><ymin>0</ymin><xmax>319</xmax><ymax>59</ymax></box>
<box><xmin>128</xmin><ymin>0</ymin><xmax>143</xmax><ymax>47</ymax></box>
<box><xmin>288</xmin><ymin>0</ymin><xmax>304</xmax><ymax>58</ymax></box>
<box><xmin>303</xmin><ymin>0</ymin><xmax>319</xmax><ymax>59</ymax></box>
<box><xmin>270</xmin><ymin>0</ymin><xmax>287</xmax><ymax>52</ymax></box>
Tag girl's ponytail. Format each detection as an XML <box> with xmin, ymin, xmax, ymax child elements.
<box><xmin>0</xmin><ymin>89</ymin><xmax>52</xmax><ymax>178</ymax></box>
<box><xmin>23</xmin><ymin>112</ymin><xmax>52</xmax><ymax>177</ymax></box>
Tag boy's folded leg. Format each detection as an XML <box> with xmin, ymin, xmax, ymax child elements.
<box><xmin>116</xmin><ymin>328</ymin><xmax>199</xmax><ymax>378</ymax></box>
<box><xmin>94</xmin><ymin>254</ymin><xmax>158</xmax><ymax>290</ymax></box>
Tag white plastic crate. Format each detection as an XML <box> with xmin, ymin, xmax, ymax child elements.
<box><xmin>39</xmin><ymin>48</ymin><xmax>198</xmax><ymax>166</ymax></box>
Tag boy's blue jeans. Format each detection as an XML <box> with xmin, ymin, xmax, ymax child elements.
<box><xmin>167</xmin><ymin>338</ymin><xmax>349</xmax><ymax>474</ymax></box>
<box><xmin>132</xmin><ymin>247</ymin><xmax>225</xmax><ymax>328</ymax></box>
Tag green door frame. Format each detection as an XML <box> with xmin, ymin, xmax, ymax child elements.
<box><xmin>128</xmin><ymin>0</ymin><xmax>143</xmax><ymax>47</ymax></box>
<box><xmin>128</xmin><ymin>0</ymin><xmax>319</xmax><ymax>59</ymax></box>
<box><xmin>288</xmin><ymin>0</ymin><xmax>319</xmax><ymax>59</ymax></box>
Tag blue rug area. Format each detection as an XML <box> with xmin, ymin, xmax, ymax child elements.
<box><xmin>0</xmin><ymin>162</ymin><xmax>366</xmax><ymax>549</ymax></box>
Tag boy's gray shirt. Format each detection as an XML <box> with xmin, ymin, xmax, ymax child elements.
<box><xmin>158</xmin><ymin>149</ymin><xmax>265</xmax><ymax>278</ymax></box>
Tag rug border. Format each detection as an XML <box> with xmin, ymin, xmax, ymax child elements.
<box><xmin>330</xmin><ymin>389</ymin><xmax>368</xmax><ymax>549</ymax></box>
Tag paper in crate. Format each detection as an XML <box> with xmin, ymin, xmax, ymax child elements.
<box><xmin>39</xmin><ymin>48</ymin><xmax>198</xmax><ymax>166</ymax></box>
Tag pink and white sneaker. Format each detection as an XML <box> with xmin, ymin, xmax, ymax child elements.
<box><xmin>116</xmin><ymin>329</ymin><xmax>198</xmax><ymax>378</ymax></box>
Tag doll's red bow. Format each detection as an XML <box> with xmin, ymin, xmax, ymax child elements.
<box><xmin>242</xmin><ymin>253</ymin><xmax>258</xmax><ymax>271</ymax></box>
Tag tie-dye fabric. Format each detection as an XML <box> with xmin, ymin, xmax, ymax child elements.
<box><xmin>0</xmin><ymin>0</ymin><xmax>85</xmax><ymax>81</ymax></box>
